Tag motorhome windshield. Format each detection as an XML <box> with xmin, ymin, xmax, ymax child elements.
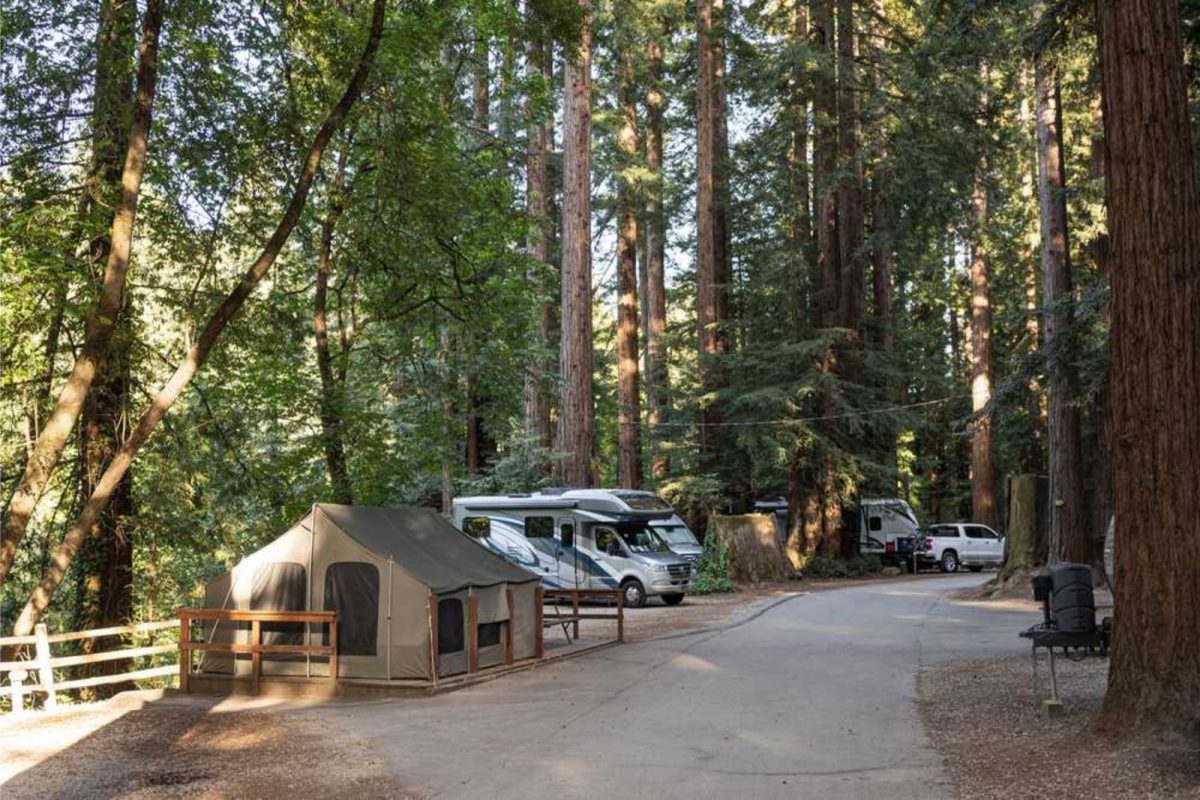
<box><xmin>617</xmin><ymin>527</ymin><xmax>670</xmax><ymax>554</ymax></box>
<box><xmin>654</xmin><ymin>525</ymin><xmax>699</xmax><ymax>546</ymax></box>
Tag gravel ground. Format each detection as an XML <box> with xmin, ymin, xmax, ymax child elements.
<box><xmin>0</xmin><ymin>692</ymin><xmax>414</xmax><ymax>799</ymax></box>
<box><xmin>919</xmin><ymin>656</ymin><xmax>1200</xmax><ymax>799</ymax></box>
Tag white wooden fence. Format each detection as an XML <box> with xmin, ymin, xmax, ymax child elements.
<box><xmin>0</xmin><ymin>620</ymin><xmax>177</xmax><ymax>715</ymax></box>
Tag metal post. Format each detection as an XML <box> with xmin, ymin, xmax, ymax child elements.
<box><xmin>1048</xmin><ymin>647</ymin><xmax>1059</xmax><ymax>700</ymax></box>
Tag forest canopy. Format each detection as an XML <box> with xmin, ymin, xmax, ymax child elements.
<box><xmin>2</xmin><ymin>0</ymin><xmax>1199</xmax><ymax>734</ymax></box>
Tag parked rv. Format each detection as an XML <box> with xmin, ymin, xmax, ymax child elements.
<box><xmin>753</xmin><ymin>497</ymin><xmax>921</xmax><ymax>566</ymax></box>
<box><xmin>450</xmin><ymin>489</ymin><xmax>695</xmax><ymax>607</ymax></box>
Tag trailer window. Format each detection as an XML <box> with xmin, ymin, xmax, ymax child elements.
<box><xmin>525</xmin><ymin>516</ymin><xmax>554</xmax><ymax>539</ymax></box>
<box><xmin>477</xmin><ymin>621</ymin><xmax>502</xmax><ymax>649</ymax></box>
<box><xmin>868</xmin><ymin>516</ymin><xmax>882</xmax><ymax>531</ymax></box>
<box><xmin>438</xmin><ymin>598</ymin><xmax>465</xmax><ymax>654</ymax></box>
<box><xmin>463</xmin><ymin>517</ymin><xmax>491</xmax><ymax>539</ymax></box>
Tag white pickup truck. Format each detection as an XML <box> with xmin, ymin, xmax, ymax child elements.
<box><xmin>918</xmin><ymin>523</ymin><xmax>1005</xmax><ymax>573</ymax></box>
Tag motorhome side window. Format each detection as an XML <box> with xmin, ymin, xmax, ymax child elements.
<box><xmin>525</xmin><ymin>516</ymin><xmax>554</xmax><ymax>538</ymax></box>
<box><xmin>595</xmin><ymin>527</ymin><xmax>620</xmax><ymax>555</ymax></box>
<box><xmin>463</xmin><ymin>517</ymin><xmax>491</xmax><ymax>539</ymax></box>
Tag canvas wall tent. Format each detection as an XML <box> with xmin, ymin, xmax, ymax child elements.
<box><xmin>199</xmin><ymin>504</ymin><xmax>541</xmax><ymax>681</ymax></box>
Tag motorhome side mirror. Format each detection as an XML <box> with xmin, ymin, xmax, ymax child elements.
<box><xmin>561</xmin><ymin>528</ymin><xmax>574</xmax><ymax>549</ymax></box>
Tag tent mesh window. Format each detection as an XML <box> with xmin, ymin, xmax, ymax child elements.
<box><xmin>323</xmin><ymin>562</ymin><xmax>380</xmax><ymax>656</ymax></box>
<box><xmin>438</xmin><ymin>598</ymin><xmax>465</xmax><ymax>654</ymax></box>
<box><xmin>250</xmin><ymin>562</ymin><xmax>306</xmax><ymax>646</ymax></box>
<box><xmin>477</xmin><ymin>621</ymin><xmax>502</xmax><ymax>649</ymax></box>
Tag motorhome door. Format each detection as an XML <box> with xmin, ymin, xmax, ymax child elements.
<box><xmin>558</xmin><ymin>520</ymin><xmax>582</xmax><ymax>589</ymax></box>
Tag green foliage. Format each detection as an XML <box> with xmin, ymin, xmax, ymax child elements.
<box><xmin>798</xmin><ymin>553</ymin><xmax>884</xmax><ymax>580</ymax></box>
<box><xmin>692</xmin><ymin>537</ymin><xmax>735</xmax><ymax>595</ymax></box>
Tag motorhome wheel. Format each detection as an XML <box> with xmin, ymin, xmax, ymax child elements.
<box><xmin>622</xmin><ymin>578</ymin><xmax>647</xmax><ymax>608</ymax></box>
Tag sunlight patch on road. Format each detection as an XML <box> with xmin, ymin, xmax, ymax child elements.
<box><xmin>669</xmin><ymin>653</ymin><xmax>721</xmax><ymax>672</ymax></box>
<box><xmin>547</xmin><ymin>755</ymin><xmax>597</xmax><ymax>790</ymax></box>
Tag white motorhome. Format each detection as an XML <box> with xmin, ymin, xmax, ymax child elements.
<box><xmin>450</xmin><ymin>489</ymin><xmax>695</xmax><ymax>607</ymax></box>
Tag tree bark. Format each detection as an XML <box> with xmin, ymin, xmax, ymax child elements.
<box><xmin>1095</xmin><ymin>0</ymin><xmax>1200</xmax><ymax>735</ymax></box>
<box><xmin>0</xmin><ymin>0</ymin><xmax>163</xmax><ymax>588</ymax></box>
<box><xmin>314</xmin><ymin>146</ymin><xmax>354</xmax><ymax>504</ymax></box>
<box><xmin>71</xmin><ymin>0</ymin><xmax>139</xmax><ymax>676</ymax></box>
<box><xmin>696</xmin><ymin>0</ymin><xmax>731</xmax><ymax>467</ymax></box>
<box><xmin>1034</xmin><ymin>46</ymin><xmax>1086</xmax><ymax>563</ymax></box>
<box><xmin>812</xmin><ymin>0</ymin><xmax>840</xmax><ymax>330</ymax></box>
<box><xmin>554</xmin><ymin>1</ymin><xmax>595</xmax><ymax>488</ymax></box>
<box><xmin>835</xmin><ymin>0</ymin><xmax>864</xmax><ymax>332</ymax></box>
<box><xmin>523</xmin><ymin>37</ymin><xmax>555</xmax><ymax>453</ymax></box>
<box><xmin>615</xmin><ymin>32</ymin><xmax>642</xmax><ymax>489</ymax></box>
<box><xmin>968</xmin><ymin>63</ymin><xmax>998</xmax><ymax>530</ymax></box>
<box><xmin>867</xmin><ymin>0</ymin><xmax>891</xmax><ymax>351</ymax></box>
<box><xmin>644</xmin><ymin>24</ymin><xmax>670</xmax><ymax>480</ymax></box>
<box><xmin>10</xmin><ymin>0</ymin><xmax>387</xmax><ymax>634</ymax></box>
<box><xmin>789</xmin><ymin>1</ymin><xmax>812</xmax><ymax>330</ymax></box>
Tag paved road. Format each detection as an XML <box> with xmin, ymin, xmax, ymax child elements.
<box><xmin>315</xmin><ymin>575</ymin><xmax>1040</xmax><ymax>799</ymax></box>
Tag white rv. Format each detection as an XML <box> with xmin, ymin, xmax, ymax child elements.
<box><xmin>450</xmin><ymin>489</ymin><xmax>695</xmax><ymax>607</ymax></box>
<box><xmin>753</xmin><ymin>496</ymin><xmax>921</xmax><ymax>566</ymax></box>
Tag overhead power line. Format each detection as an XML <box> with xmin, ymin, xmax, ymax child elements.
<box><xmin>629</xmin><ymin>396</ymin><xmax>971</xmax><ymax>428</ymax></box>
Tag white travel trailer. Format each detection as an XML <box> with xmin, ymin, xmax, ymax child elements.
<box><xmin>753</xmin><ymin>496</ymin><xmax>921</xmax><ymax>565</ymax></box>
<box><xmin>451</xmin><ymin>489</ymin><xmax>695</xmax><ymax>607</ymax></box>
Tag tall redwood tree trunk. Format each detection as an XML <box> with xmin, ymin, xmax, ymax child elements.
<box><xmin>615</xmin><ymin>32</ymin><xmax>642</xmax><ymax>489</ymax></box>
<box><xmin>696</xmin><ymin>0</ymin><xmax>730</xmax><ymax>468</ymax></box>
<box><xmin>1034</xmin><ymin>45</ymin><xmax>1086</xmax><ymax>562</ymax></box>
<box><xmin>554</xmin><ymin>1</ymin><xmax>595</xmax><ymax>487</ymax></box>
<box><xmin>835</xmin><ymin>0</ymin><xmax>864</xmax><ymax>332</ymax></box>
<box><xmin>644</xmin><ymin>25</ymin><xmax>670</xmax><ymax>480</ymax></box>
<box><xmin>523</xmin><ymin>37</ymin><xmax>555</xmax><ymax>453</ymax></box>
<box><xmin>968</xmin><ymin>64</ymin><xmax>998</xmax><ymax>529</ymax></box>
<box><xmin>1096</xmin><ymin>0</ymin><xmax>1200</xmax><ymax>735</ymax></box>
<box><xmin>812</xmin><ymin>0</ymin><xmax>839</xmax><ymax>329</ymax></box>
<box><xmin>789</xmin><ymin>1</ymin><xmax>812</xmax><ymax>329</ymax></box>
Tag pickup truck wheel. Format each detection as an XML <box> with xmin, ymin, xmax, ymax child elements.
<box><xmin>968</xmin><ymin>565</ymin><xmax>983</xmax><ymax>573</ymax></box>
<box><xmin>661</xmin><ymin>593</ymin><xmax>685</xmax><ymax>606</ymax></box>
<box><xmin>941</xmin><ymin>550</ymin><xmax>959</xmax><ymax>573</ymax></box>
<box><xmin>621</xmin><ymin>578</ymin><xmax>647</xmax><ymax>608</ymax></box>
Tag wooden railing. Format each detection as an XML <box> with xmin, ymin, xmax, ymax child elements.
<box><xmin>1</xmin><ymin>620</ymin><xmax>178</xmax><ymax>715</ymax></box>
<box><xmin>536</xmin><ymin>587</ymin><xmax>624</xmax><ymax>655</ymax></box>
<box><xmin>176</xmin><ymin>608</ymin><xmax>337</xmax><ymax>694</ymax></box>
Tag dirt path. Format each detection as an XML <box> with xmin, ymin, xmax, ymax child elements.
<box><xmin>0</xmin><ymin>692</ymin><xmax>414</xmax><ymax>799</ymax></box>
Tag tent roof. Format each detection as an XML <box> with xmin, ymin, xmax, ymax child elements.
<box><xmin>315</xmin><ymin>504</ymin><xmax>538</xmax><ymax>594</ymax></box>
